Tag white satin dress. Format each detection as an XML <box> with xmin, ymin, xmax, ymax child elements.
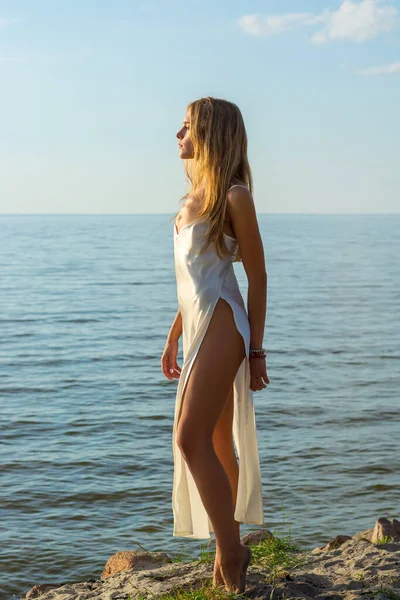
<box><xmin>171</xmin><ymin>184</ymin><xmax>265</xmax><ymax>539</ymax></box>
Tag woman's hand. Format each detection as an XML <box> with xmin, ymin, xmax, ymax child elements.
<box><xmin>249</xmin><ymin>357</ymin><xmax>270</xmax><ymax>391</ymax></box>
<box><xmin>161</xmin><ymin>338</ymin><xmax>182</xmax><ymax>381</ymax></box>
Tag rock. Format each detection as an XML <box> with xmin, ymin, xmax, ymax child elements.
<box><xmin>311</xmin><ymin>517</ymin><xmax>400</xmax><ymax>555</ymax></box>
<box><xmin>371</xmin><ymin>518</ymin><xmax>400</xmax><ymax>544</ymax></box>
<box><xmin>240</xmin><ymin>528</ymin><xmax>275</xmax><ymax>546</ymax></box>
<box><xmin>25</xmin><ymin>584</ymin><xmax>65</xmax><ymax>599</ymax></box>
<box><xmin>324</xmin><ymin>535</ymin><xmax>353</xmax><ymax>551</ymax></box>
<box><xmin>23</xmin><ymin>580</ymin><xmax>98</xmax><ymax>599</ymax></box>
<box><xmin>101</xmin><ymin>550</ymin><xmax>172</xmax><ymax>578</ymax></box>
<box><xmin>352</xmin><ymin>527</ymin><xmax>374</xmax><ymax>542</ymax></box>
<box><xmin>20</xmin><ymin>518</ymin><xmax>400</xmax><ymax>600</ymax></box>
<box><xmin>311</xmin><ymin>535</ymin><xmax>353</xmax><ymax>555</ymax></box>
<box><xmin>282</xmin><ymin>537</ymin><xmax>400</xmax><ymax>600</ymax></box>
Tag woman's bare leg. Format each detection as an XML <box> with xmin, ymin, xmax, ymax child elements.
<box><xmin>212</xmin><ymin>385</ymin><xmax>240</xmax><ymax>586</ymax></box>
<box><xmin>213</xmin><ymin>385</ymin><xmax>240</xmax><ymax>543</ymax></box>
<box><xmin>176</xmin><ymin>298</ymin><xmax>248</xmax><ymax>591</ymax></box>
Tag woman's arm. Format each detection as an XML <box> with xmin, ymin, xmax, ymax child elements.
<box><xmin>161</xmin><ymin>308</ymin><xmax>182</xmax><ymax>381</ymax></box>
<box><xmin>167</xmin><ymin>308</ymin><xmax>183</xmax><ymax>342</ymax></box>
<box><xmin>248</xmin><ymin>274</ymin><xmax>267</xmax><ymax>349</ymax></box>
<box><xmin>226</xmin><ymin>186</ymin><xmax>268</xmax><ymax>349</ymax></box>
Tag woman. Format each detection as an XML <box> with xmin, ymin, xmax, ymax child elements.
<box><xmin>161</xmin><ymin>96</ymin><xmax>269</xmax><ymax>594</ymax></box>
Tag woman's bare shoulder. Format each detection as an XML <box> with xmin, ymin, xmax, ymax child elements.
<box><xmin>227</xmin><ymin>179</ymin><xmax>248</xmax><ymax>189</ymax></box>
<box><xmin>226</xmin><ymin>184</ymin><xmax>256</xmax><ymax>232</ymax></box>
<box><xmin>226</xmin><ymin>182</ymin><xmax>253</xmax><ymax>210</ymax></box>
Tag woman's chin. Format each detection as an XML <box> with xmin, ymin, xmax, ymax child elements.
<box><xmin>179</xmin><ymin>149</ymin><xmax>193</xmax><ymax>160</ymax></box>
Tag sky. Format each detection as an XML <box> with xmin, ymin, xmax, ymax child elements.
<box><xmin>0</xmin><ymin>0</ymin><xmax>399</xmax><ymax>214</ymax></box>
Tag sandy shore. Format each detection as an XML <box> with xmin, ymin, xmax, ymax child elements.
<box><xmin>23</xmin><ymin>517</ymin><xmax>400</xmax><ymax>600</ymax></box>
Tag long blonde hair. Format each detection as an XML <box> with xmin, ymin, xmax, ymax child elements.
<box><xmin>172</xmin><ymin>96</ymin><xmax>253</xmax><ymax>262</ymax></box>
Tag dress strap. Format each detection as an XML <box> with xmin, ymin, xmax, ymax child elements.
<box><xmin>227</xmin><ymin>184</ymin><xmax>248</xmax><ymax>192</ymax></box>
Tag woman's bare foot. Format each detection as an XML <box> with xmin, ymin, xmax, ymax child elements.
<box><xmin>219</xmin><ymin>544</ymin><xmax>252</xmax><ymax>593</ymax></box>
<box><xmin>212</xmin><ymin>555</ymin><xmax>225</xmax><ymax>589</ymax></box>
<box><xmin>212</xmin><ymin>527</ymin><xmax>242</xmax><ymax>590</ymax></box>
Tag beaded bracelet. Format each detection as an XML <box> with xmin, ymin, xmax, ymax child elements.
<box><xmin>249</xmin><ymin>347</ymin><xmax>266</xmax><ymax>359</ymax></box>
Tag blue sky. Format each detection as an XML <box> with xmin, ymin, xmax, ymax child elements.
<box><xmin>0</xmin><ymin>0</ymin><xmax>399</xmax><ymax>214</ymax></box>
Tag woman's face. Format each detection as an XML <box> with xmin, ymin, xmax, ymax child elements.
<box><xmin>176</xmin><ymin>110</ymin><xmax>194</xmax><ymax>159</ymax></box>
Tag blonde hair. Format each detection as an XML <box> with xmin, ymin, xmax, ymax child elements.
<box><xmin>173</xmin><ymin>96</ymin><xmax>253</xmax><ymax>262</ymax></box>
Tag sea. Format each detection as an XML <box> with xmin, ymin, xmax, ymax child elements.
<box><xmin>1</xmin><ymin>213</ymin><xmax>399</xmax><ymax>599</ymax></box>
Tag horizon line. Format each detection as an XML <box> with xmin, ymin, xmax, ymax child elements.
<box><xmin>1</xmin><ymin>212</ymin><xmax>399</xmax><ymax>217</ymax></box>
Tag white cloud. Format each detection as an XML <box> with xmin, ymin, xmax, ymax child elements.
<box><xmin>238</xmin><ymin>0</ymin><xmax>399</xmax><ymax>44</ymax></box>
<box><xmin>356</xmin><ymin>61</ymin><xmax>400</xmax><ymax>74</ymax></box>
<box><xmin>312</xmin><ymin>0</ymin><xmax>398</xmax><ymax>44</ymax></box>
<box><xmin>238</xmin><ymin>12</ymin><xmax>324</xmax><ymax>37</ymax></box>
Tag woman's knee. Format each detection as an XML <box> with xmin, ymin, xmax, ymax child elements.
<box><xmin>176</xmin><ymin>420</ymin><xmax>212</xmax><ymax>460</ymax></box>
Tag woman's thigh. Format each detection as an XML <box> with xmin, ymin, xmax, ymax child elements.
<box><xmin>213</xmin><ymin>384</ymin><xmax>234</xmax><ymax>453</ymax></box>
<box><xmin>176</xmin><ymin>298</ymin><xmax>245</xmax><ymax>450</ymax></box>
